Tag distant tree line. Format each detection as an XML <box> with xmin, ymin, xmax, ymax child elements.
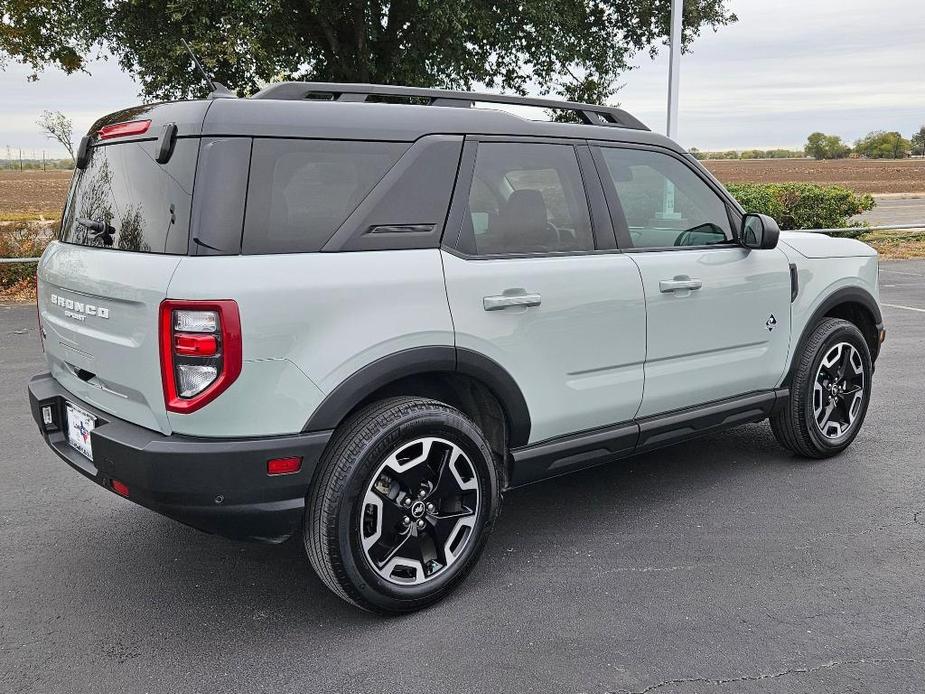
<box><xmin>688</xmin><ymin>148</ymin><xmax>804</xmax><ymax>160</ymax></box>
<box><xmin>1</xmin><ymin>157</ymin><xmax>74</xmax><ymax>171</ymax></box>
<box><xmin>914</xmin><ymin>126</ymin><xmax>925</xmax><ymax>157</ymax></box>
<box><xmin>689</xmin><ymin>125</ymin><xmax>925</xmax><ymax>161</ymax></box>
<box><xmin>804</xmin><ymin>126</ymin><xmax>925</xmax><ymax>160</ymax></box>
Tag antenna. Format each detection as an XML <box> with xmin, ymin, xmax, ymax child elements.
<box><xmin>181</xmin><ymin>39</ymin><xmax>236</xmax><ymax>99</ymax></box>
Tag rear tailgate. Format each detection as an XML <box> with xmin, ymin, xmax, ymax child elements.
<box><xmin>39</xmin><ymin>244</ymin><xmax>180</xmax><ymax>433</ymax></box>
<box><xmin>37</xmin><ymin>101</ymin><xmax>211</xmax><ymax>435</ymax></box>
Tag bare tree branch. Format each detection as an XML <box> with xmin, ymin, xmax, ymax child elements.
<box><xmin>36</xmin><ymin>110</ymin><xmax>75</xmax><ymax>162</ymax></box>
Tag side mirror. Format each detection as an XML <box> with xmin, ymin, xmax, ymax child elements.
<box><xmin>740</xmin><ymin>213</ymin><xmax>780</xmax><ymax>250</ymax></box>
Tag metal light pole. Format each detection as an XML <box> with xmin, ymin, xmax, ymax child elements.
<box><xmin>660</xmin><ymin>0</ymin><xmax>684</xmax><ymax>220</ymax></box>
<box><xmin>666</xmin><ymin>0</ymin><xmax>683</xmax><ymax>139</ymax></box>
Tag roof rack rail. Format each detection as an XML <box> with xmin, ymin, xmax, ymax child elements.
<box><xmin>250</xmin><ymin>82</ymin><xmax>649</xmax><ymax>131</ymax></box>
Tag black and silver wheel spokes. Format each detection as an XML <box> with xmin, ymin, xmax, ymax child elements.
<box><xmin>813</xmin><ymin>341</ymin><xmax>865</xmax><ymax>439</ymax></box>
<box><xmin>360</xmin><ymin>437</ymin><xmax>480</xmax><ymax>585</ymax></box>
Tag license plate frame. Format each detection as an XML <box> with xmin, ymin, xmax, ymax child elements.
<box><xmin>65</xmin><ymin>401</ymin><xmax>96</xmax><ymax>461</ymax></box>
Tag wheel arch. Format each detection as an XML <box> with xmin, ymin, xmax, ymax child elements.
<box><xmin>785</xmin><ymin>286</ymin><xmax>883</xmax><ymax>385</ymax></box>
<box><xmin>303</xmin><ymin>346</ymin><xmax>531</xmax><ymax>451</ymax></box>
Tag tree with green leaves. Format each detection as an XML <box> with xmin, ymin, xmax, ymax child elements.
<box><xmin>1</xmin><ymin>1</ymin><xmax>736</xmax><ymax>103</ymax></box>
<box><xmin>911</xmin><ymin>125</ymin><xmax>925</xmax><ymax>157</ymax></box>
<box><xmin>804</xmin><ymin>132</ymin><xmax>850</xmax><ymax>160</ymax></box>
<box><xmin>854</xmin><ymin>131</ymin><xmax>912</xmax><ymax>159</ymax></box>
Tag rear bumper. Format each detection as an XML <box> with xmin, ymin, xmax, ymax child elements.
<box><xmin>28</xmin><ymin>372</ymin><xmax>332</xmax><ymax>543</ymax></box>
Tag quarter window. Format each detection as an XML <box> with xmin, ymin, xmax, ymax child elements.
<box><xmin>599</xmin><ymin>148</ymin><xmax>731</xmax><ymax>249</ymax></box>
<box><xmin>461</xmin><ymin>142</ymin><xmax>594</xmax><ymax>255</ymax></box>
<box><xmin>242</xmin><ymin>139</ymin><xmax>408</xmax><ymax>254</ymax></box>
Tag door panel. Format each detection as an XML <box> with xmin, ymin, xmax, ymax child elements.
<box><xmin>442</xmin><ymin>139</ymin><xmax>646</xmax><ymax>444</ymax></box>
<box><xmin>592</xmin><ymin>144</ymin><xmax>793</xmax><ymax>417</ymax></box>
<box><xmin>442</xmin><ymin>251</ymin><xmax>646</xmax><ymax>443</ymax></box>
<box><xmin>629</xmin><ymin>246</ymin><xmax>792</xmax><ymax>416</ymax></box>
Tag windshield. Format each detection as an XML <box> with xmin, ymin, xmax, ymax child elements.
<box><xmin>59</xmin><ymin>138</ymin><xmax>198</xmax><ymax>254</ymax></box>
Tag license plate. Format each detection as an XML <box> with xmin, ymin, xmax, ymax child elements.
<box><xmin>66</xmin><ymin>402</ymin><xmax>95</xmax><ymax>461</ymax></box>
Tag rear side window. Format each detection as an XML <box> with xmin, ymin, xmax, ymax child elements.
<box><xmin>59</xmin><ymin>139</ymin><xmax>198</xmax><ymax>254</ymax></box>
<box><xmin>242</xmin><ymin>139</ymin><xmax>408</xmax><ymax>254</ymax></box>
<box><xmin>462</xmin><ymin>142</ymin><xmax>593</xmax><ymax>256</ymax></box>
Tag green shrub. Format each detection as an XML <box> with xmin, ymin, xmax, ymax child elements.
<box><xmin>726</xmin><ymin>183</ymin><xmax>874</xmax><ymax>236</ymax></box>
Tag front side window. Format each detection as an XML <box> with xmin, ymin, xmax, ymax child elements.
<box><xmin>462</xmin><ymin>142</ymin><xmax>594</xmax><ymax>255</ymax></box>
<box><xmin>599</xmin><ymin>147</ymin><xmax>732</xmax><ymax>249</ymax></box>
<box><xmin>243</xmin><ymin>139</ymin><xmax>408</xmax><ymax>254</ymax></box>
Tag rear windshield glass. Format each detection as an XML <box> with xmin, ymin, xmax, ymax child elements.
<box><xmin>59</xmin><ymin>139</ymin><xmax>198</xmax><ymax>254</ymax></box>
<box><xmin>242</xmin><ymin>139</ymin><xmax>408</xmax><ymax>254</ymax></box>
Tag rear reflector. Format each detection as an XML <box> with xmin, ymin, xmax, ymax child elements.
<box><xmin>267</xmin><ymin>457</ymin><xmax>302</xmax><ymax>476</ymax></box>
<box><xmin>111</xmin><ymin>479</ymin><xmax>130</xmax><ymax>497</ymax></box>
<box><xmin>98</xmin><ymin>119</ymin><xmax>151</xmax><ymax>140</ymax></box>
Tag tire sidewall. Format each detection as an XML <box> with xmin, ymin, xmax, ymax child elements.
<box><xmin>333</xmin><ymin>409</ymin><xmax>498</xmax><ymax>612</ymax></box>
<box><xmin>801</xmin><ymin>322</ymin><xmax>873</xmax><ymax>453</ymax></box>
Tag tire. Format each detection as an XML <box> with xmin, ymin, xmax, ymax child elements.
<box><xmin>304</xmin><ymin>396</ymin><xmax>502</xmax><ymax>613</ymax></box>
<box><xmin>771</xmin><ymin>318</ymin><xmax>873</xmax><ymax>458</ymax></box>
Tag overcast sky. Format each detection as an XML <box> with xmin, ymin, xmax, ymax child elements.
<box><xmin>1</xmin><ymin>0</ymin><xmax>922</xmax><ymax>157</ymax></box>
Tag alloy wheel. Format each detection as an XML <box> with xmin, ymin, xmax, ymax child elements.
<box><xmin>813</xmin><ymin>341</ymin><xmax>865</xmax><ymax>439</ymax></box>
<box><xmin>359</xmin><ymin>437</ymin><xmax>480</xmax><ymax>585</ymax></box>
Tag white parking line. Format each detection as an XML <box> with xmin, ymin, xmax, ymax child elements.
<box><xmin>880</xmin><ymin>269</ymin><xmax>925</xmax><ymax>277</ymax></box>
<box><xmin>882</xmin><ymin>302</ymin><xmax>925</xmax><ymax>313</ymax></box>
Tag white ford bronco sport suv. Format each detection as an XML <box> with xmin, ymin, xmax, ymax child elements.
<box><xmin>29</xmin><ymin>83</ymin><xmax>884</xmax><ymax>613</ymax></box>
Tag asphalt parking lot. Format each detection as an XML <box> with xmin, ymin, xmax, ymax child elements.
<box><xmin>2</xmin><ymin>262</ymin><xmax>924</xmax><ymax>694</ymax></box>
<box><xmin>858</xmin><ymin>196</ymin><xmax>925</xmax><ymax>228</ymax></box>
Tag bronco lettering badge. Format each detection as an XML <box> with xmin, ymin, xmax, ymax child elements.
<box><xmin>50</xmin><ymin>293</ymin><xmax>110</xmax><ymax>321</ymax></box>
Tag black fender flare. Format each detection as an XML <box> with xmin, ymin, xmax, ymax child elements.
<box><xmin>303</xmin><ymin>346</ymin><xmax>531</xmax><ymax>446</ymax></box>
<box><xmin>784</xmin><ymin>286</ymin><xmax>883</xmax><ymax>384</ymax></box>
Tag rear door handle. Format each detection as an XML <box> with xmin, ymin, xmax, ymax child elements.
<box><xmin>483</xmin><ymin>292</ymin><xmax>542</xmax><ymax>311</ymax></box>
<box><xmin>659</xmin><ymin>277</ymin><xmax>703</xmax><ymax>293</ymax></box>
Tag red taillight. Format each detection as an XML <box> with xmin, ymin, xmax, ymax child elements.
<box><xmin>267</xmin><ymin>457</ymin><xmax>302</xmax><ymax>476</ymax></box>
<box><xmin>159</xmin><ymin>300</ymin><xmax>242</xmax><ymax>414</ymax></box>
<box><xmin>98</xmin><ymin>119</ymin><xmax>151</xmax><ymax>140</ymax></box>
<box><xmin>174</xmin><ymin>333</ymin><xmax>218</xmax><ymax>356</ymax></box>
<box><xmin>111</xmin><ymin>479</ymin><xmax>130</xmax><ymax>497</ymax></box>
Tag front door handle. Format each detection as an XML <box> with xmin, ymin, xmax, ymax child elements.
<box><xmin>659</xmin><ymin>276</ymin><xmax>703</xmax><ymax>293</ymax></box>
<box><xmin>483</xmin><ymin>291</ymin><xmax>542</xmax><ymax>311</ymax></box>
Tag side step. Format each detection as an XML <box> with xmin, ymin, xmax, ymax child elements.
<box><xmin>508</xmin><ymin>389</ymin><xmax>788</xmax><ymax>488</ymax></box>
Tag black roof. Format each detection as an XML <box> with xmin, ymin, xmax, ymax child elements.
<box><xmin>87</xmin><ymin>83</ymin><xmax>682</xmax><ymax>153</ymax></box>
<box><xmin>251</xmin><ymin>82</ymin><xmax>649</xmax><ymax>130</ymax></box>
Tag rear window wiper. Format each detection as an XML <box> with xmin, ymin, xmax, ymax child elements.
<box><xmin>77</xmin><ymin>217</ymin><xmax>115</xmax><ymax>246</ymax></box>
